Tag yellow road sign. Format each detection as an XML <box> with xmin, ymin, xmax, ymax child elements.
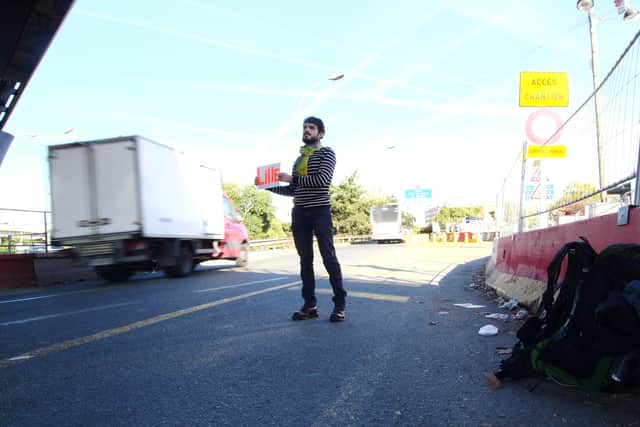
<box><xmin>519</xmin><ymin>72</ymin><xmax>569</xmax><ymax>107</ymax></box>
<box><xmin>527</xmin><ymin>145</ymin><xmax>567</xmax><ymax>158</ymax></box>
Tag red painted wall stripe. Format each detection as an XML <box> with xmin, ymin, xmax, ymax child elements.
<box><xmin>495</xmin><ymin>208</ymin><xmax>640</xmax><ymax>282</ymax></box>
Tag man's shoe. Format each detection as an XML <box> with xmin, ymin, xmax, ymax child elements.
<box><xmin>329</xmin><ymin>305</ymin><xmax>346</xmax><ymax>322</ymax></box>
<box><xmin>292</xmin><ymin>304</ymin><xmax>318</xmax><ymax>321</ymax></box>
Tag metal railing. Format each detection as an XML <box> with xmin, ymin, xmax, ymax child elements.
<box><xmin>495</xmin><ymin>29</ymin><xmax>640</xmax><ymax>236</ymax></box>
<box><xmin>0</xmin><ymin>208</ymin><xmax>52</xmax><ymax>254</ymax></box>
<box><xmin>0</xmin><ymin>206</ymin><xmax>372</xmax><ymax>254</ymax></box>
<box><xmin>1</xmin><ymin>205</ymin><xmax>488</xmax><ymax>255</ymax></box>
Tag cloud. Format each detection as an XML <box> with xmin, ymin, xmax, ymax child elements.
<box><xmin>439</xmin><ymin>1</ymin><xmax>581</xmax><ymax>51</ymax></box>
<box><xmin>76</xmin><ymin>9</ymin><xmax>335</xmax><ymax>73</ymax></box>
<box><xmin>169</xmin><ymin>81</ymin><xmax>517</xmax><ymax>122</ymax></box>
<box><xmin>130</xmin><ymin>114</ymin><xmax>261</xmax><ymax>140</ymax></box>
<box><xmin>259</xmin><ymin>6</ymin><xmax>449</xmax><ymax>150</ymax></box>
<box><xmin>366</xmin><ymin>23</ymin><xmax>491</xmax><ymax>98</ymax></box>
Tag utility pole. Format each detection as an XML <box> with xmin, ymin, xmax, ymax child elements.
<box><xmin>518</xmin><ymin>140</ymin><xmax>527</xmax><ymax>233</ymax></box>
<box><xmin>587</xmin><ymin>8</ymin><xmax>607</xmax><ymax>202</ymax></box>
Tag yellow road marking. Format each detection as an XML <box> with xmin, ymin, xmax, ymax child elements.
<box><xmin>340</xmin><ymin>263</ymin><xmax>457</xmax><ymax>287</ymax></box>
<box><xmin>0</xmin><ymin>281</ymin><xmax>299</xmax><ymax>369</ymax></box>
<box><xmin>288</xmin><ymin>287</ymin><xmax>409</xmax><ymax>303</ymax></box>
<box><xmin>317</xmin><ymin>289</ymin><xmax>409</xmax><ymax>303</ymax></box>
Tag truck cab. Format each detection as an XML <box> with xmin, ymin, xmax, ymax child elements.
<box><xmin>214</xmin><ymin>194</ymin><xmax>250</xmax><ymax>267</ymax></box>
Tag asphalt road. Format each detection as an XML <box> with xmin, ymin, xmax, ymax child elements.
<box><xmin>1</xmin><ymin>242</ymin><xmax>639</xmax><ymax>426</ymax></box>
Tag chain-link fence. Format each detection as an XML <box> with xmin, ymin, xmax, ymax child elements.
<box><xmin>496</xmin><ymin>30</ymin><xmax>640</xmax><ymax>236</ymax></box>
<box><xmin>0</xmin><ymin>208</ymin><xmax>53</xmax><ymax>254</ymax></box>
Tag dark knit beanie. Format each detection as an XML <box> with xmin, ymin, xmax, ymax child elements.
<box><xmin>303</xmin><ymin>116</ymin><xmax>325</xmax><ymax>134</ymax></box>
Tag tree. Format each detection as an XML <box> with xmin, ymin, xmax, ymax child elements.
<box><xmin>433</xmin><ymin>206</ymin><xmax>484</xmax><ymax>230</ymax></box>
<box><xmin>401</xmin><ymin>211</ymin><xmax>414</xmax><ymax>229</ymax></box>
<box><xmin>330</xmin><ymin>171</ymin><xmax>388</xmax><ymax>235</ymax></box>
<box><xmin>552</xmin><ymin>181</ymin><xmax>599</xmax><ymax>215</ymax></box>
<box><xmin>223</xmin><ymin>183</ymin><xmax>286</xmax><ymax>239</ymax></box>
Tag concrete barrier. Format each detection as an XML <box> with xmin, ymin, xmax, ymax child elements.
<box><xmin>33</xmin><ymin>253</ymin><xmax>97</xmax><ymax>286</ymax></box>
<box><xmin>0</xmin><ymin>254</ymin><xmax>36</xmax><ymax>289</ymax></box>
<box><xmin>406</xmin><ymin>232</ymin><xmax>480</xmax><ymax>245</ymax></box>
<box><xmin>486</xmin><ymin>206</ymin><xmax>640</xmax><ymax>310</ymax></box>
<box><xmin>0</xmin><ymin>252</ymin><xmax>98</xmax><ymax>290</ymax></box>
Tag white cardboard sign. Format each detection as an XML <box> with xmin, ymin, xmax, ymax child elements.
<box><xmin>256</xmin><ymin>163</ymin><xmax>281</xmax><ymax>189</ymax></box>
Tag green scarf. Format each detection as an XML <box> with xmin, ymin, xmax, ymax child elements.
<box><xmin>296</xmin><ymin>145</ymin><xmax>320</xmax><ymax>176</ymax></box>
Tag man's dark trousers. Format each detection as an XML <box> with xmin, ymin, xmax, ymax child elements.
<box><xmin>291</xmin><ymin>205</ymin><xmax>346</xmax><ymax>307</ymax></box>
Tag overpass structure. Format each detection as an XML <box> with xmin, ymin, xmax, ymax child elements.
<box><xmin>1</xmin><ymin>0</ymin><xmax>75</xmax><ymax>130</ymax></box>
<box><xmin>1</xmin><ymin>0</ymin><xmax>75</xmax><ymax>166</ymax></box>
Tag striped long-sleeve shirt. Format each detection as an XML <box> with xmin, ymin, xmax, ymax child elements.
<box><xmin>268</xmin><ymin>146</ymin><xmax>336</xmax><ymax>208</ymax></box>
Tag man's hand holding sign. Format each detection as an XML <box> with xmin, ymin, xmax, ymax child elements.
<box><xmin>255</xmin><ymin>163</ymin><xmax>282</xmax><ymax>189</ymax></box>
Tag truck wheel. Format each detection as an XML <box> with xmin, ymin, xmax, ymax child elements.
<box><xmin>235</xmin><ymin>243</ymin><xmax>249</xmax><ymax>267</ymax></box>
<box><xmin>165</xmin><ymin>244</ymin><xmax>193</xmax><ymax>278</ymax></box>
<box><xmin>97</xmin><ymin>267</ymin><xmax>132</xmax><ymax>282</ymax></box>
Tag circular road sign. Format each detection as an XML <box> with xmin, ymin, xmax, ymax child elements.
<box><xmin>525</xmin><ymin>108</ymin><xmax>563</xmax><ymax>145</ymax></box>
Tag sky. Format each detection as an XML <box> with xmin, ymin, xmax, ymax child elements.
<box><xmin>2</xmin><ymin>0</ymin><xmax>640</xmax><ymax>219</ymax></box>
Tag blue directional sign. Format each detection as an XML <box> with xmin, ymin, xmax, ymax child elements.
<box><xmin>404</xmin><ymin>188</ymin><xmax>432</xmax><ymax>200</ymax></box>
<box><xmin>416</xmin><ymin>189</ymin><xmax>432</xmax><ymax>199</ymax></box>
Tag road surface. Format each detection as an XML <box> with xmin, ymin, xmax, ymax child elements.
<box><xmin>1</xmin><ymin>242</ymin><xmax>638</xmax><ymax>426</ymax></box>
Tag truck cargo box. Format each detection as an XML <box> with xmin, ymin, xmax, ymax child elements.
<box><xmin>49</xmin><ymin>136</ymin><xmax>225</xmax><ymax>242</ymax></box>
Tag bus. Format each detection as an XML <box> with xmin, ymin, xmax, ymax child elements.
<box><xmin>370</xmin><ymin>204</ymin><xmax>405</xmax><ymax>243</ymax></box>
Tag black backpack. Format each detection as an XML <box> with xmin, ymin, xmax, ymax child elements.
<box><xmin>592</xmin><ymin>244</ymin><xmax>640</xmax><ymax>360</ymax></box>
<box><xmin>494</xmin><ymin>238</ymin><xmax>616</xmax><ymax>391</ymax></box>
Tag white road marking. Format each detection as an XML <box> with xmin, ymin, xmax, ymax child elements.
<box><xmin>0</xmin><ymin>302</ymin><xmax>137</xmax><ymax>326</ymax></box>
<box><xmin>194</xmin><ymin>277</ymin><xmax>288</xmax><ymax>293</ymax></box>
<box><xmin>0</xmin><ymin>283</ymin><xmax>149</xmax><ymax>305</ymax></box>
<box><xmin>0</xmin><ymin>281</ymin><xmax>300</xmax><ymax>369</ymax></box>
<box><xmin>8</xmin><ymin>355</ymin><xmax>33</xmax><ymax>361</ymax></box>
<box><xmin>0</xmin><ymin>294</ymin><xmax>62</xmax><ymax>304</ymax></box>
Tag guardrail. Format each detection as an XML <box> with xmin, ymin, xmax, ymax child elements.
<box><xmin>249</xmin><ymin>233</ymin><xmax>490</xmax><ymax>250</ymax></box>
<box><xmin>249</xmin><ymin>235</ymin><xmax>371</xmax><ymax>250</ymax></box>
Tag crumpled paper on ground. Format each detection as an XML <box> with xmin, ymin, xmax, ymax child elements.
<box><xmin>478</xmin><ymin>324</ymin><xmax>499</xmax><ymax>336</ymax></box>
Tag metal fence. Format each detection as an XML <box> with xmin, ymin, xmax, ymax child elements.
<box><xmin>496</xmin><ymin>29</ymin><xmax>640</xmax><ymax>236</ymax></box>
<box><xmin>0</xmin><ymin>207</ymin><xmax>52</xmax><ymax>254</ymax></box>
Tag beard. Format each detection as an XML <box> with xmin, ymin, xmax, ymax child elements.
<box><xmin>302</xmin><ymin>134</ymin><xmax>319</xmax><ymax>145</ymax></box>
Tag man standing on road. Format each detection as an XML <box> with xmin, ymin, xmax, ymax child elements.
<box><xmin>256</xmin><ymin>116</ymin><xmax>347</xmax><ymax>322</ymax></box>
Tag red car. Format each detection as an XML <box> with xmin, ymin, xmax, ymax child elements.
<box><xmin>213</xmin><ymin>194</ymin><xmax>250</xmax><ymax>267</ymax></box>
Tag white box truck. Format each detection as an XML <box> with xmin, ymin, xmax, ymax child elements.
<box><xmin>48</xmin><ymin>135</ymin><xmax>249</xmax><ymax>281</ymax></box>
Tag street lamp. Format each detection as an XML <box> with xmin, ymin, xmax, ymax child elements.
<box><xmin>580</xmin><ymin>0</ymin><xmax>640</xmax><ymax>16</ymax></box>
<box><xmin>294</xmin><ymin>73</ymin><xmax>344</xmax><ymax>138</ymax></box>
<box><xmin>615</xmin><ymin>0</ymin><xmax>640</xmax><ymax>20</ymax></box>
<box><xmin>296</xmin><ymin>73</ymin><xmax>345</xmax><ymax>116</ymax></box>
<box><xmin>577</xmin><ymin>0</ymin><xmax>594</xmax><ymax>10</ymax></box>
